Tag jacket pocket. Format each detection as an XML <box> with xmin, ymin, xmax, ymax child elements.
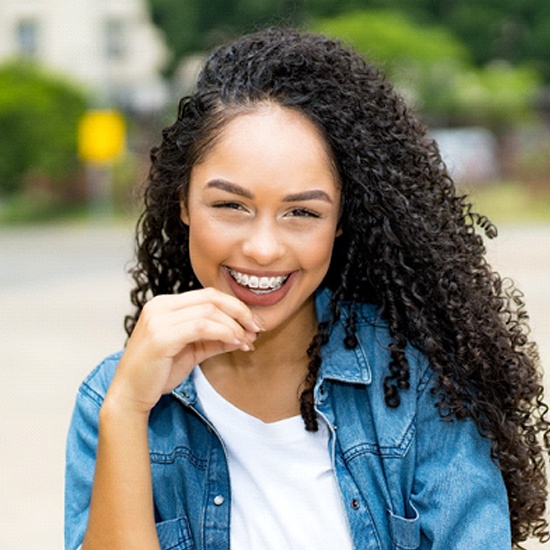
<box><xmin>156</xmin><ymin>516</ymin><xmax>194</xmax><ymax>550</ymax></box>
<box><xmin>388</xmin><ymin>504</ymin><xmax>420</xmax><ymax>550</ymax></box>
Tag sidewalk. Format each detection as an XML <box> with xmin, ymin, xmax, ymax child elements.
<box><xmin>0</xmin><ymin>223</ymin><xmax>134</xmax><ymax>550</ymax></box>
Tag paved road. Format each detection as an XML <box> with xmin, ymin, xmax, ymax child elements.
<box><xmin>0</xmin><ymin>223</ymin><xmax>134</xmax><ymax>550</ymax></box>
<box><xmin>0</xmin><ymin>222</ymin><xmax>548</xmax><ymax>549</ymax></box>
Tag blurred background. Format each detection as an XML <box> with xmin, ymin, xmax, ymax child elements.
<box><xmin>0</xmin><ymin>0</ymin><xmax>548</xmax><ymax>548</ymax></box>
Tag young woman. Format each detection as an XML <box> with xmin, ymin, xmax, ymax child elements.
<box><xmin>65</xmin><ymin>28</ymin><xmax>549</xmax><ymax>549</ymax></box>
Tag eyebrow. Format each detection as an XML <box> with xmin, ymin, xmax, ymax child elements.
<box><xmin>205</xmin><ymin>179</ymin><xmax>333</xmax><ymax>203</ymax></box>
<box><xmin>205</xmin><ymin>179</ymin><xmax>254</xmax><ymax>199</ymax></box>
<box><xmin>282</xmin><ymin>190</ymin><xmax>333</xmax><ymax>203</ymax></box>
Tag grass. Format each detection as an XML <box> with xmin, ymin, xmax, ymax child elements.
<box><xmin>461</xmin><ymin>180</ymin><xmax>550</xmax><ymax>224</ymax></box>
<box><xmin>0</xmin><ymin>193</ymin><xmax>88</xmax><ymax>225</ymax></box>
<box><xmin>0</xmin><ymin>192</ymin><xmax>138</xmax><ymax>226</ymax></box>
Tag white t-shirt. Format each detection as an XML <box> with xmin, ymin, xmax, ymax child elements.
<box><xmin>193</xmin><ymin>366</ymin><xmax>354</xmax><ymax>550</ymax></box>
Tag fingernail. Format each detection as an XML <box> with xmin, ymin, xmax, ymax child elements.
<box><xmin>240</xmin><ymin>341</ymin><xmax>255</xmax><ymax>352</ymax></box>
<box><xmin>252</xmin><ymin>315</ymin><xmax>266</xmax><ymax>332</ymax></box>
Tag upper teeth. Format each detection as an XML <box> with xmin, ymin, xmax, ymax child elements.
<box><xmin>229</xmin><ymin>269</ymin><xmax>288</xmax><ymax>292</ymax></box>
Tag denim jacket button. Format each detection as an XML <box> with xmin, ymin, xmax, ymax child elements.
<box><xmin>351</xmin><ymin>498</ymin><xmax>360</xmax><ymax>510</ymax></box>
<box><xmin>213</xmin><ymin>495</ymin><xmax>225</xmax><ymax>506</ymax></box>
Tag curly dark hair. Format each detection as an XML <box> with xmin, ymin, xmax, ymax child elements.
<box><xmin>125</xmin><ymin>27</ymin><xmax>549</xmax><ymax>547</ymax></box>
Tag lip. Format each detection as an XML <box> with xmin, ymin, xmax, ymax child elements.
<box><xmin>222</xmin><ymin>266</ymin><xmax>297</xmax><ymax>307</ymax></box>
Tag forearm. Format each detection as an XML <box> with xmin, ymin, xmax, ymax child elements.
<box><xmin>82</xmin><ymin>398</ymin><xmax>160</xmax><ymax>550</ymax></box>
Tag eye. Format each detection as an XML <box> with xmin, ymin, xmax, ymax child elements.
<box><xmin>287</xmin><ymin>207</ymin><xmax>320</xmax><ymax>218</ymax></box>
<box><xmin>212</xmin><ymin>201</ymin><xmax>247</xmax><ymax>211</ymax></box>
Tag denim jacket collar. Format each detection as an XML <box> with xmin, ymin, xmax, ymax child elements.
<box><xmin>314</xmin><ymin>287</ymin><xmax>372</xmax><ymax>386</ymax></box>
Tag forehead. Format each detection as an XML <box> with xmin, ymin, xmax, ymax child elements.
<box><xmin>191</xmin><ymin>104</ymin><xmax>339</xmax><ymax>188</ymax></box>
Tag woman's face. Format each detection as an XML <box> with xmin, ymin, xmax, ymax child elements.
<box><xmin>181</xmin><ymin>104</ymin><xmax>341</xmax><ymax>332</ymax></box>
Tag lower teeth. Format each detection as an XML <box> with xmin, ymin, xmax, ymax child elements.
<box><xmin>250</xmin><ymin>288</ymin><xmax>276</xmax><ymax>295</ymax></box>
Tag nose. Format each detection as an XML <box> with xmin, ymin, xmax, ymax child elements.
<box><xmin>241</xmin><ymin>217</ymin><xmax>286</xmax><ymax>266</ymax></box>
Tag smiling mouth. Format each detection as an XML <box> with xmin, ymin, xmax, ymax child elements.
<box><xmin>228</xmin><ymin>269</ymin><xmax>290</xmax><ymax>295</ymax></box>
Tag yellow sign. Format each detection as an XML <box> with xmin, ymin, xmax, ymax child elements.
<box><xmin>78</xmin><ymin>110</ymin><xmax>126</xmax><ymax>163</ymax></box>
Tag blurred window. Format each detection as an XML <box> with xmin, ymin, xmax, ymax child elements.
<box><xmin>16</xmin><ymin>19</ymin><xmax>39</xmax><ymax>58</ymax></box>
<box><xmin>104</xmin><ymin>19</ymin><xmax>126</xmax><ymax>60</ymax></box>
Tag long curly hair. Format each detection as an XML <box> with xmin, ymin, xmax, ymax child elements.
<box><xmin>125</xmin><ymin>27</ymin><xmax>549</xmax><ymax>546</ymax></box>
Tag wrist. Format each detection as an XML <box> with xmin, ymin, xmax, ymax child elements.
<box><xmin>103</xmin><ymin>366</ymin><xmax>162</xmax><ymax>415</ymax></box>
<box><xmin>100</xmin><ymin>388</ymin><xmax>153</xmax><ymax>424</ymax></box>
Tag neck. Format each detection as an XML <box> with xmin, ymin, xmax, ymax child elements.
<box><xmin>199</xmin><ymin>301</ymin><xmax>318</xmax><ymax>422</ymax></box>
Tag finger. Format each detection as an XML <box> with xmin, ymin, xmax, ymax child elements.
<box><xmin>170</xmin><ymin>313</ymin><xmax>257</xmax><ymax>352</ymax></box>
<box><xmin>189</xmin><ymin>288</ymin><xmax>265</xmax><ymax>333</ymax></box>
<box><xmin>148</xmin><ymin>289</ymin><xmax>264</xmax><ymax>333</ymax></box>
<box><xmin>159</xmin><ymin>302</ymin><xmax>257</xmax><ymax>345</ymax></box>
<box><xmin>140</xmin><ymin>306</ymin><xmax>256</xmax><ymax>358</ymax></box>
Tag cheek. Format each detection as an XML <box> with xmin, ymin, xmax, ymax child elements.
<box><xmin>189</xmin><ymin>214</ymin><xmax>238</xmax><ymax>249</ymax></box>
<box><xmin>186</xmin><ymin>215</ymin><xmax>238</xmax><ymax>284</ymax></box>
<box><xmin>189</xmin><ymin>222</ymin><xmax>219</xmax><ymax>261</ymax></box>
<box><xmin>187</xmin><ymin>219</ymin><xmax>214</xmax><ymax>270</ymax></box>
<box><xmin>303</xmin><ymin>227</ymin><xmax>338</xmax><ymax>270</ymax></box>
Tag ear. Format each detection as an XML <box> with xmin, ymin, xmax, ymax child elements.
<box><xmin>180</xmin><ymin>199</ymin><xmax>190</xmax><ymax>226</ymax></box>
<box><xmin>335</xmin><ymin>226</ymin><xmax>343</xmax><ymax>238</ymax></box>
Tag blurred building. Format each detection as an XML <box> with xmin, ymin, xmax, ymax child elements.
<box><xmin>431</xmin><ymin>127</ymin><xmax>499</xmax><ymax>184</ymax></box>
<box><xmin>0</xmin><ymin>0</ymin><xmax>169</xmax><ymax>113</ymax></box>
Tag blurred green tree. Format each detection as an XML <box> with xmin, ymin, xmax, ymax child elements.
<box><xmin>441</xmin><ymin>63</ymin><xmax>540</xmax><ymax>129</ymax></box>
<box><xmin>147</xmin><ymin>0</ymin><xmax>550</xmax><ymax>82</ymax></box>
<box><xmin>314</xmin><ymin>9</ymin><xmax>469</xmax><ymax>69</ymax></box>
<box><xmin>325</xmin><ymin>0</ymin><xmax>550</xmax><ymax>82</ymax></box>
<box><xmin>313</xmin><ymin>10</ymin><xmax>539</xmax><ymax>129</ymax></box>
<box><xmin>0</xmin><ymin>62</ymin><xmax>87</xmax><ymax>196</ymax></box>
<box><xmin>419</xmin><ymin>0</ymin><xmax>550</xmax><ymax>82</ymax></box>
<box><xmin>148</xmin><ymin>0</ymin><xmax>302</xmax><ymax>73</ymax></box>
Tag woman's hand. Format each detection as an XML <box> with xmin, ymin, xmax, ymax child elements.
<box><xmin>105</xmin><ymin>288</ymin><xmax>263</xmax><ymax>414</ymax></box>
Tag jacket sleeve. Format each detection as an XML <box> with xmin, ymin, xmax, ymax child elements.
<box><xmin>64</xmin><ymin>379</ymin><xmax>102</xmax><ymax>550</ymax></box>
<box><xmin>411</xmin><ymin>369</ymin><xmax>511</xmax><ymax>550</ymax></box>
<box><xmin>64</xmin><ymin>355</ymin><xmax>121</xmax><ymax>550</ymax></box>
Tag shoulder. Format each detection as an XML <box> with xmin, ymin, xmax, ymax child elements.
<box><xmin>76</xmin><ymin>351</ymin><xmax>123</xmax><ymax>408</ymax></box>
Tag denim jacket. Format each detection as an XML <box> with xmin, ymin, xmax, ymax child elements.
<box><xmin>65</xmin><ymin>289</ymin><xmax>511</xmax><ymax>549</ymax></box>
